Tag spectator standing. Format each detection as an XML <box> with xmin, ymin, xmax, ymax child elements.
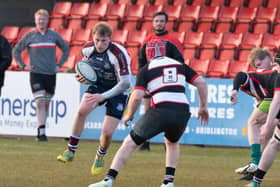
<box><xmin>13</xmin><ymin>9</ymin><xmax>69</xmax><ymax>141</ymax></box>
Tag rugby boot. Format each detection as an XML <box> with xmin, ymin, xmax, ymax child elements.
<box><xmin>160</xmin><ymin>182</ymin><xmax>174</xmax><ymax>187</ymax></box>
<box><xmin>57</xmin><ymin>150</ymin><xmax>74</xmax><ymax>163</ymax></box>
<box><xmin>88</xmin><ymin>179</ymin><xmax>113</xmax><ymax>187</ymax></box>
<box><xmin>91</xmin><ymin>155</ymin><xmax>105</xmax><ymax>176</ymax></box>
<box><xmin>235</xmin><ymin>163</ymin><xmax>258</xmax><ymax>174</ymax></box>
<box><xmin>36</xmin><ymin>134</ymin><xmax>48</xmax><ymax>141</ymax></box>
<box><xmin>244</xmin><ymin>181</ymin><xmax>261</xmax><ymax>187</ymax></box>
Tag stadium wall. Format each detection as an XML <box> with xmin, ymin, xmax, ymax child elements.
<box><xmin>0</xmin><ymin>72</ymin><xmax>254</xmax><ymax>147</ymax></box>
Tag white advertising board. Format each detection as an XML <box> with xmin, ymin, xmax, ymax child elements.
<box><xmin>0</xmin><ymin>72</ymin><xmax>80</xmax><ymax>137</ymax></box>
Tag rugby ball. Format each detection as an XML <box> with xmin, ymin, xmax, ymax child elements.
<box><xmin>75</xmin><ymin>60</ymin><xmax>98</xmax><ymax>85</ymax></box>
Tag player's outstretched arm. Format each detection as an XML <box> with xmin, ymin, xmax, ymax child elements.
<box><xmin>192</xmin><ymin>76</ymin><xmax>209</xmax><ymax>125</ymax></box>
<box><xmin>122</xmin><ymin>89</ymin><xmax>144</xmax><ymax>126</ymax></box>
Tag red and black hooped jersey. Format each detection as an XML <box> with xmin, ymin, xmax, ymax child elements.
<box><xmin>235</xmin><ymin>70</ymin><xmax>280</xmax><ymax>99</ymax></box>
<box><xmin>135</xmin><ymin>56</ymin><xmax>199</xmax><ymax>108</ymax></box>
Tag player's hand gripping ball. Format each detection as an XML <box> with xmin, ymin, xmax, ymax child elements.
<box><xmin>75</xmin><ymin>60</ymin><xmax>98</xmax><ymax>85</ymax></box>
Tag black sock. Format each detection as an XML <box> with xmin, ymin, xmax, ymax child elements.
<box><xmin>163</xmin><ymin>167</ymin><xmax>175</xmax><ymax>184</ymax></box>
<box><xmin>105</xmin><ymin>169</ymin><xmax>118</xmax><ymax>180</ymax></box>
<box><xmin>37</xmin><ymin>125</ymin><xmax>46</xmax><ymax>136</ymax></box>
<box><xmin>253</xmin><ymin>168</ymin><xmax>266</xmax><ymax>184</ymax></box>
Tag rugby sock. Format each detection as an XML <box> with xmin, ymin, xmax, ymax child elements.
<box><xmin>251</xmin><ymin>144</ymin><xmax>261</xmax><ymax>164</ymax></box>
<box><xmin>163</xmin><ymin>167</ymin><xmax>175</xmax><ymax>184</ymax></box>
<box><xmin>253</xmin><ymin>169</ymin><xmax>266</xmax><ymax>185</ymax></box>
<box><xmin>105</xmin><ymin>169</ymin><xmax>118</xmax><ymax>180</ymax></box>
<box><xmin>68</xmin><ymin>135</ymin><xmax>80</xmax><ymax>152</ymax></box>
<box><xmin>37</xmin><ymin>125</ymin><xmax>46</xmax><ymax>136</ymax></box>
<box><xmin>97</xmin><ymin>145</ymin><xmax>106</xmax><ymax>157</ymax></box>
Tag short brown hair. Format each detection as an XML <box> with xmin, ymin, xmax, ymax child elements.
<box><xmin>248</xmin><ymin>48</ymin><xmax>272</xmax><ymax>68</ymax></box>
<box><xmin>34</xmin><ymin>9</ymin><xmax>49</xmax><ymax>17</ymax></box>
<box><xmin>153</xmin><ymin>11</ymin><xmax>168</xmax><ymax>22</ymax></box>
<box><xmin>92</xmin><ymin>22</ymin><xmax>112</xmax><ymax>37</ymax></box>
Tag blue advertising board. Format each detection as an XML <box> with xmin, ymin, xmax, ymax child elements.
<box><xmin>81</xmin><ymin>77</ymin><xmax>255</xmax><ymax>147</ymax></box>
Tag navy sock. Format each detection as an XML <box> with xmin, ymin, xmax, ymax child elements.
<box><xmin>97</xmin><ymin>145</ymin><xmax>106</xmax><ymax>157</ymax></box>
<box><xmin>68</xmin><ymin>135</ymin><xmax>80</xmax><ymax>152</ymax></box>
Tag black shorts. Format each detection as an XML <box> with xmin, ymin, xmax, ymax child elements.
<box><xmin>131</xmin><ymin>105</ymin><xmax>191</xmax><ymax>144</ymax></box>
<box><xmin>30</xmin><ymin>72</ymin><xmax>56</xmax><ymax>94</ymax></box>
<box><xmin>86</xmin><ymin>85</ymin><xmax>128</xmax><ymax>120</ymax></box>
<box><xmin>144</xmin><ymin>92</ymin><xmax>150</xmax><ymax>99</ymax></box>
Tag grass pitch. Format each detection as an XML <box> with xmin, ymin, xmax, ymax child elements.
<box><xmin>0</xmin><ymin>137</ymin><xmax>279</xmax><ymax>187</ymax></box>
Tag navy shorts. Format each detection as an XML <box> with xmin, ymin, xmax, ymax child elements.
<box><xmin>30</xmin><ymin>72</ymin><xmax>56</xmax><ymax>95</ymax></box>
<box><xmin>86</xmin><ymin>85</ymin><xmax>128</xmax><ymax>120</ymax></box>
<box><xmin>131</xmin><ymin>105</ymin><xmax>191</xmax><ymax>145</ymax></box>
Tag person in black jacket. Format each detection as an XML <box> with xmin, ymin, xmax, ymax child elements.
<box><xmin>0</xmin><ymin>34</ymin><xmax>12</xmax><ymax>96</ymax></box>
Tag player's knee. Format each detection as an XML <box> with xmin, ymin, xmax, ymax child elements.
<box><xmin>76</xmin><ymin>107</ymin><xmax>90</xmax><ymax>118</ymax></box>
<box><xmin>77</xmin><ymin>102</ymin><xmax>93</xmax><ymax>117</ymax></box>
<box><xmin>101</xmin><ymin>128</ymin><xmax>114</xmax><ymax>137</ymax></box>
<box><xmin>165</xmin><ymin>137</ymin><xmax>179</xmax><ymax>144</ymax></box>
<box><xmin>164</xmin><ymin>137</ymin><xmax>172</xmax><ymax>144</ymax></box>
<box><xmin>36</xmin><ymin>99</ymin><xmax>44</xmax><ymax>106</ymax></box>
<box><xmin>35</xmin><ymin>98</ymin><xmax>47</xmax><ymax>109</ymax></box>
<box><xmin>164</xmin><ymin>138</ymin><xmax>179</xmax><ymax>149</ymax></box>
<box><xmin>122</xmin><ymin>135</ymin><xmax>137</xmax><ymax>147</ymax></box>
<box><xmin>130</xmin><ymin>130</ymin><xmax>146</xmax><ymax>145</ymax></box>
<box><xmin>247</xmin><ymin>117</ymin><xmax>257</xmax><ymax>127</ymax></box>
<box><xmin>270</xmin><ymin>138</ymin><xmax>280</xmax><ymax>151</ymax></box>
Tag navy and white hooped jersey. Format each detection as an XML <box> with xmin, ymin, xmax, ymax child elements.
<box><xmin>135</xmin><ymin>56</ymin><xmax>199</xmax><ymax>107</ymax></box>
<box><xmin>82</xmin><ymin>41</ymin><xmax>131</xmax><ymax>93</ymax></box>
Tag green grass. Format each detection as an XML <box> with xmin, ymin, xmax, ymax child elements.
<box><xmin>0</xmin><ymin>137</ymin><xmax>279</xmax><ymax>187</ymax></box>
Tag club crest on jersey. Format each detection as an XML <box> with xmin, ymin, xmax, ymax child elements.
<box><xmin>146</xmin><ymin>39</ymin><xmax>167</xmax><ymax>61</ymax></box>
<box><xmin>116</xmin><ymin>103</ymin><xmax>124</xmax><ymax>111</ymax></box>
<box><xmin>103</xmin><ymin>62</ymin><xmax>111</xmax><ymax>70</ymax></box>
